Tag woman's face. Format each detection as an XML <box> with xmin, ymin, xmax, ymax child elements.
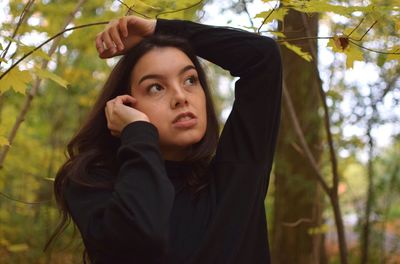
<box><xmin>130</xmin><ymin>47</ymin><xmax>207</xmax><ymax>161</ymax></box>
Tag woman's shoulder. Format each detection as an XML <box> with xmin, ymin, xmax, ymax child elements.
<box><xmin>64</xmin><ymin>166</ymin><xmax>115</xmax><ymax>194</ymax></box>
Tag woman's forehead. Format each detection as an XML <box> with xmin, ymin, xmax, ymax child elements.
<box><xmin>131</xmin><ymin>47</ymin><xmax>196</xmax><ymax>82</ymax></box>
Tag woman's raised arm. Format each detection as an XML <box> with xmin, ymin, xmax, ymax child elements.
<box><xmin>154</xmin><ymin>19</ymin><xmax>282</xmax><ymax>165</ymax></box>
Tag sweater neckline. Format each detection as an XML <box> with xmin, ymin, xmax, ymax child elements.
<box><xmin>164</xmin><ymin>160</ymin><xmax>192</xmax><ymax>194</ymax></box>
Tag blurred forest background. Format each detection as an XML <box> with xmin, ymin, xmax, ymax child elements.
<box><xmin>0</xmin><ymin>0</ymin><xmax>399</xmax><ymax>263</ymax></box>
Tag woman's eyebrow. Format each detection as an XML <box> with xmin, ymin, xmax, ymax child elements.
<box><xmin>138</xmin><ymin>65</ymin><xmax>196</xmax><ymax>85</ymax></box>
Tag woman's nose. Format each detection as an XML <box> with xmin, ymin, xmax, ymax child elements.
<box><xmin>171</xmin><ymin>86</ymin><xmax>188</xmax><ymax>109</ymax></box>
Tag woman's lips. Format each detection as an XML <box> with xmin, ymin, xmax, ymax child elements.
<box><xmin>172</xmin><ymin>111</ymin><xmax>197</xmax><ymax>128</ymax></box>
<box><xmin>172</xmin><ymin>117</ymin><xmax>198</xmax><ymax>129</ymax></box>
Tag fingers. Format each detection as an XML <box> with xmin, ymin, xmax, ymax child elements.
<box><xmin>109</xmin><ymin>26</ymin><xmax>124</xmax><ymax>51</ymax></box>
<box><xmin>96</xmin><ymin>19</ymin><xmax>123</xmax><ymax>56</ymax></box>
<box><xmin>105</xmin><ymin>99</ymin><xmax>122</xmax><ymax>137</ymax></box>
<box><xmin>95</xmin><ymin>33</ymin><xmax>104</xmax><ymax>54</ymax></box>
<box><xmin>114</xmin><ymin>95</ymin><xmax>137</xmax><ymax>107</ymax></box>
<box><xmin>102</xmin><ymin>30</ymin><xmax>116</xmax><ymax>53</ymax></box>
<box><xmin>119</xmin><ymin>17</ymin><xmax>128</xmax><ymax>38</ymax></box>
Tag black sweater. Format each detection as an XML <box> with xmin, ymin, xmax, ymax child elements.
<box><xmin>64</xmin><ymin>19</ymin><xmax>282</xmax><ymax>263</ymax></box>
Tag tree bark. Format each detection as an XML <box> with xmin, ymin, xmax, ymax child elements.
<box><xmin>272</xmin><ymin>9</ymin><xmax>325</xmax><ymax>264</ymax></box>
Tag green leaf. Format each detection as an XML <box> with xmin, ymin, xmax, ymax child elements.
<box><xmin>0</xmin><ymin>68</ymin><xmax>32</xmax><ymax>94</ymax></box>
<box><xmin>282</xmin><ymin>41</ymin><xmax>313</xmax><ymax>62</ymax></box>
<box><xmin>0</xmin><ymin>136</ymin><xmax>10</xmax><ymax>147</ymax></box>
<box><xmin>33</xmin><ymin>67</ymin><xmax>69</xmax><ymax>88</ymax></box>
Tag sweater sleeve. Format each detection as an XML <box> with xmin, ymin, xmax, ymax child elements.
<box><xmin>64</xmin><ymin>121</ymin><xmax>175</xmax><ymax>257</ymax></box>
<box><xmin>155</xmin><ymin>19</ymin><xmax>282</xmax><ymax>164</ymax></box>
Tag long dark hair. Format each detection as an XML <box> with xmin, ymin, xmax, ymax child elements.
<box><xmin>44</xmin><ymin>35</ymin><xmax>220</xmax><ymax>257</ymax></box>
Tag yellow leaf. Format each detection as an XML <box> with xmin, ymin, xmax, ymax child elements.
<box><xmin>270</xmin><ymin>31</ymin><xmax>286</xmax><ymax>38</ymax></box>
<box><xmin>282</xmin><ymin>41</ymin><xmax>313</xmax><ymax>62</ymax></box>
<box><xmin>0</xmin><ymin>136</ymin><xmax>9</xmax><ymax>147</ymax></box>
<box><xmin>345</xmin><ymin>44</ymin><xmax>363</xmax><ymax>69</ymax></box>
<box><xmin>327</xmin><ymin>36</ymin><xmax>349</xmax><ymax>52</ymax></box>
<box><xmin>19</xmin><ymin>46</ymin><xmax>51</xmax><ymax>61</ymax></box>
<box><xmin>288</xmin><ymin>0</ymin><xmax>373</xmax><ymax>17</ymax></box>
<box><xmin>343</xmin><ymin>28</ymin><xmax>363</xmax><ymax>41</ymax></box>
<box><xmin>0</xmin><ymin>68</ymin><xmax>32</xmax><ymax>94</ymax></box>
<box><xmin>7</xmin><ymin>243</ymin><xmax>29</xmax><ymax>253</ymax></box>
<box><xmin>386</xmin><ymin>47</ymin><xmax>400</xmax><ymax>61</ymax></box>
<box><xmin>33</xmin><ymin>67</ymin><xmax>69</xmax><ymax>88</ymax></box>
<box><xmin>327</xmin><ymin>37</ymin><xmax>363</xmax><ymax>69</ymax></box>
<box><xmin>255</xmin><ymin>8</ymin><xmax>288</xmax><ymax>23</ymax></box>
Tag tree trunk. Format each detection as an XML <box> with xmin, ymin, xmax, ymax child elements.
<box><xmin>272</xmin><ymin>9</ymin><xmax>325</xmax><ymax>264</ymax></box>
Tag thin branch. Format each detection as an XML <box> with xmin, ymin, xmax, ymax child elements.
<box><xmin>0</xmin><ymin>191</ymin><xmax>51</xmax><ymax>205</ymax></box>
<box><xmin>240</xmin><ymin>0</ymin><xmax>255</xmax><ymax>29</ymax></box>
<box><xmin>348</xmin><ymin>40</ymin><xmax>400</xmax><ymax>55</ymax></box>
<box><xmin>155</xmin><ymin>0</ymin><xmax>204</xmax><ymax>18</ymax></box>
<box><xmin>282</xmin><ymin>82</ymin><xmax>330</xmax><ymax>195</ymax></box>
<box><xmin>0</xmin><ymin>0</ymin><xmax>88</xmax><ymax>169</ymax></box>
<box><xmin>282</xmin><ymin>217</ymin><xmax>313</xmax><ymax>227</ymax></box>
<box><xmin>357</xmin><ymin>20</ymin><xmax>377</xmax><ymax>42</ymax></box>
<box><xmin>277</xmin><ymin>36</ymin><xmax>332</xmax><ymax>42</ymax></box>
<box><xmin>0</xmin><ymin>0</ymin><xmax>35</xmax><ymax>66</ymax></box>
<box><xmin>380</xmin><ymin>73</ymin><xmax>400</xmax><ymax>100</ymax></box>
<box><xmin>347</xmin><ymin>17</ymin><xmax>365</xmax><ymax>38</ymax></box>
<box><xmin>257</xmin><ymin>2</ymin><xmax>279</xmax><ymax>34</ymax></box>
<box><xmin>0</xmin><ymin>21</ymin><xmax>108</xmax><ymax>80</ymax></box>
<box><xmin>116</xmin><ymin>0</ymin><xmax>151</xmax><ymax>18</ymax></box>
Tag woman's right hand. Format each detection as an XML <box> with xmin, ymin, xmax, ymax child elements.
<box><xmin>95</xmin><ymin>16</ymin><xmax>156</xmax><ymax>59</ymax></box>
<box><xmin>105</xmin><ymin>95</ymin><xmax>150</xmax><ymax>137</ymax></box>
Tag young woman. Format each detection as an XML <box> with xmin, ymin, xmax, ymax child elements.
<box><xmin>49</xmin><ymin>15</ymin><xmax>282</xmax><ymax>263</ymax></box>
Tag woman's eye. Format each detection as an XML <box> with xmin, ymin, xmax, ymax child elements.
<box><xmin>184</xmin><ymin>76</ymin><xmax>197</xmax><ymax>86</ymax></box>
<box><xmin>148</xmin><ymin>84</ymin><xmax>163</xmax><ymax>94</ymax></box>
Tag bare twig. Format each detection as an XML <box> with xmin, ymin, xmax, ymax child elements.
<box><xmin>282</xmin><ymin>217</ymin><xmax>313</xmax><ymax>227</ymax></box>
<box><xmin>155</xmin><ymin>0</ymin><xmax>204</xmax><ymax>18</ymax></box>
<box><xmin>348</xmin><ymin>40</ymin><xmax>400</xmax><ymax>55</ymax></box>
<box><xmin>0</xmin><ymin>0</ymin><xmax>89</xmax><ymax>169</ymax></box>
<box><xmin>0</xmin><ymin>191</ymin><xmax>50</xmax><ymax>205</ymax></box>
<box><xmin>282</xmin><ymin>82</ymin><xmax>330</xmax><ymax>194</ymax></box>
<box><xmin>257</xmin><ymin>2</ymin><xmax>279</xmax><ymax>34</ymax></box>
<box><xmin>116</xmin><ymin>0</ymin><xmax>151</xmax><ymax>18</ymax></box>
<box><xmin>357</xmin><ymin>20</ymin><xmax>377</xmax><ymax>41</ymax></box>
<box><xmin>240</xmin><ymin>0</ymin><xmax>254</xmax><ymax>29</ymax></box>
<box><xmin>347</xmin><ymin>17</ymin><xmax>365</xmax><ymax>38</ymax></box>
<box><xmin>0</xmin><ymin>21</ymin><xmax>107</xmax><ymax>80</ymax></box>
<box><xmin>0</xmin><ymin>0</ymin><xmax>35</xmax><ymax>66</ymax></box>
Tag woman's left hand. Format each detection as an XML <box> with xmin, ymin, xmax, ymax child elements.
<box><xmin>95</xmin><ymin>15</ymin><xmax>156</xmax><ymax>59</ymax></box>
